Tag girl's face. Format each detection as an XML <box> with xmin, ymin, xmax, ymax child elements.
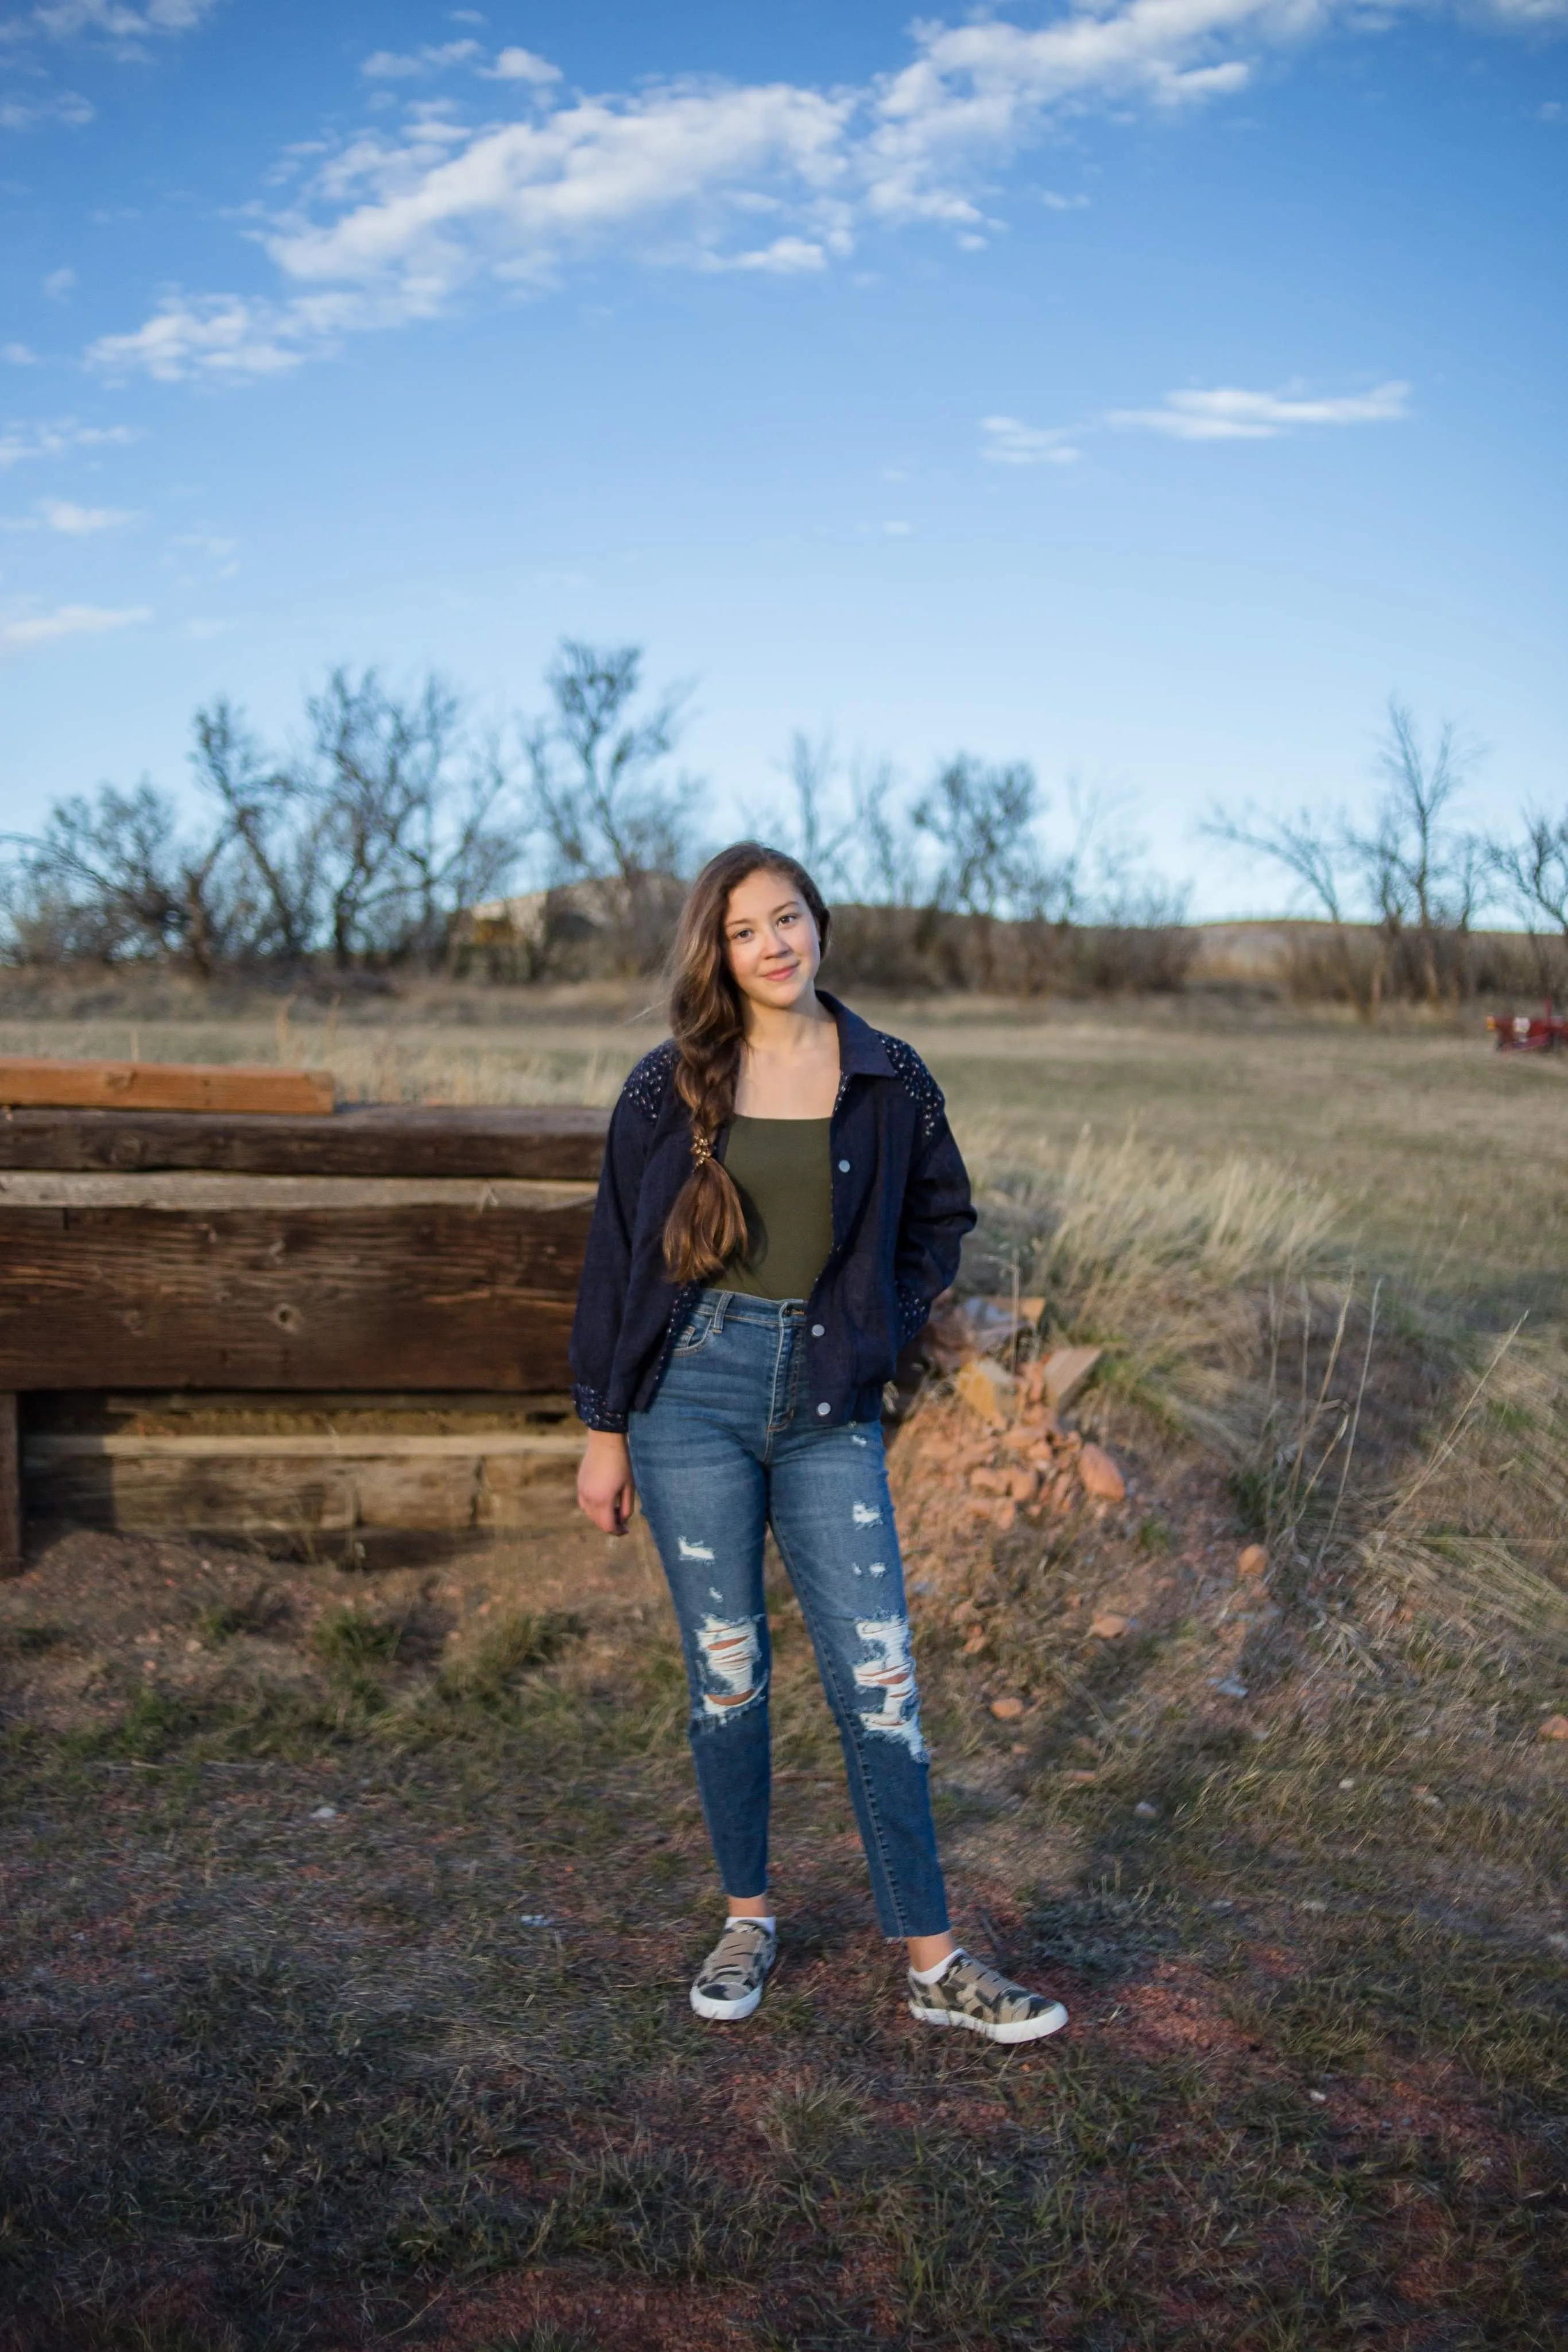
<box><xmin>722</xmin><ymin>867</ymin><xmax>822</xmax><ymax>1013</ymax></box>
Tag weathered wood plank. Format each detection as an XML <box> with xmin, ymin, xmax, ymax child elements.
<box><xmin>0</xmin><ymin>1393</ymin><xmax>18</xmax><ymax>1572</ymax></box>
<box><xmin>27</xmin><ymin>1431</ymin><xmax>586</xmax><ymax>1459</ymax></box>
<box><xmin>25</xmin><ymin>1443</ymin><xmax>579</xmax><ymax>1539</ymax></box>
<box><xmin>0</xmin><ymin>1057</ymin><xmax>333</xmax><ymax>1116</ymax></box>
<box><xmin>0</xmin><ymin>1172</ymin><xmax>598</xmax><ymax>1212</ymax></box>
<box><xmin>0</xmin><ymin>1204</ymin><xmax>591</xmax><ymax>1390</ymax></box>
<box><xmin>0</xmin><ymin>1104</ymin><xmax>609</xmax><ymax>1179</ymax></box>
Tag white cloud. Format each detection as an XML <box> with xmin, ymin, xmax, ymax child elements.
<box><xmin>982</xmin><ymin>379</ymin><xmax>1411</xmax><ymax>467</ymax></box>
<box><xmin>3</xmin><ymin>343</ymin><xmax>38</xmax><ymax>365</ymax></box>
<box><xmin>486</xmin><ymin>47</ymin><xmax>561</xmax><ymax>84</ymax></box>
<box><xmin>87</xmin><ymin>288</ymin><xmax>389</xmax><ymax>380</ymax></box>
<box><xmin>0</xmin><ymin>600</ymin><xmax>149</xmax><ymax>652</ymax></box>
<box><xmin>264</xmin><ymin>82</ymin><xmax>854</xmax><ymax>302</ymax></box>
<box><xmin>1108</xmin><ymin>380</ymin><xmax>1411</xmax><ymax>438</ymax></box>
<box><xmin>0</xmin><ymin>87</ymin><xmax>93</xmax><ymax>128</ymax></box>
<box><xmin>43</xmin><ymin>266</ymin><xmax>75</xmax><ymax>299</ymax></box>
<box><xmin>981</xmin><ymin>414</ymin><xmax>1080</xmax><ymax>465</ymax></box>
<box><xmin>37</xmin><ymin>494</ymin><xmax>137</xmax><ymax>531</ymax></box>
<box><xmin>362</xmin><ymin>40</ymin><xmax>482</xmax><ymax>80</ymax></box>
<box><xmin>0</xmin><ymin>415</ymin><xmax>137</xmax><ymax>466</ymax></box>
<box><xmin>702</xmin><ymin>234</ymin><xmax>830</xmax><ymax>273</ymax></box>
<box><xmin>82</xmin><ymin>6</ymin><xmax>1562</xmax><ymax>381</ymax></box>
<box><xmin>1</xmin><ymin>496</ymin><xmax>136</xmax><ymax>531</ymax></box>
<box><xmin>0</xmin><ymin>1</ymin><xmax>216</xmax><ymax>42</ymax></box>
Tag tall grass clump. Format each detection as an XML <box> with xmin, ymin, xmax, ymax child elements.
<box><xmin>1366</xmin><ymin>1331</ymin><xmax>1568</xmax><ymax>1645</ymax></box>
<box><xmin>964</xmin><ymin>1124</ymin><xmax>1341</xmax><ymax>1424</ymax></box>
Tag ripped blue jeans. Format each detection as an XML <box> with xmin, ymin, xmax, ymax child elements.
<box><xmin>627</xmin><ymin>1288</ymin><xmax>950</xmax><ymax>1939</ymax></box>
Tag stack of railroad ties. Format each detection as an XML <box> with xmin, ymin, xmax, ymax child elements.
<box><xmin>899</xmin><ymin>1293</ymin><xmax>1127</xmax><ymax>1537</ymax></box>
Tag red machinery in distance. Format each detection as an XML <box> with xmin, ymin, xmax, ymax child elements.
<box><xmin>1488</xmin><ymin>1008</ymin><xmax>1568</xmax><ymax>1051</ymax></box>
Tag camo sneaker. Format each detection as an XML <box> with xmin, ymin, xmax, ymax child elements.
<box><xmin>690</xmin><ymin>1919</ymin><xmax>777</xmax><ymax>2022</ymax></box>
<box><xmin>907</xmin><ymin>1949</ymin><xmax>1068</xmax><ymax>2045</ymax></box>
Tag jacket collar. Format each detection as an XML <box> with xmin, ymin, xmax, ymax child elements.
<box><xmin>817</xmin><ymin>989</ymin><xmax>895</xmax><ymax>1080</ymax></box>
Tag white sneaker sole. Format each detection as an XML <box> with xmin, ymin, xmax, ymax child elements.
<box><xmin>908</xmin><ymin>1997</ymin><xmax>1068</xmax><ymax>2044</ymax></box>
<box><xmin>691</xmin><ymin>1979</ymin><xmax>766</xmax><ymax>2021</ymax></box>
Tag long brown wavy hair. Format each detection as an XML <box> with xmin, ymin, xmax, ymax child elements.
<box><xmin>661</xmin><ymin>841</ymin><xmax>833</xmax><ymax>1284</ymax></box>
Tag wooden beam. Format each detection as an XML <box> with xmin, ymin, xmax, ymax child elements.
<box><xmin>23</xmin><ymin>1438</ymin><xmax>582</xmax><ymax>1542</ymax></box>
<box><xmin>0</xmin><ymin>1201</ymin><xmax>593</xmax><ymax>1391</ymax></box>
<box><xmin>0</xmin><ymin>1057</ymin><xmax>334</xmax><ymax>1117</ymax></box>
<box><xmin>0</xmin><ymin>1173</ymin><xmax>598</xmax><ymax>1212</ymax></box>
<box><xmin>28</xmin><ymin>1431</ymin><xmax>586</xmax><ymax>1459</ymax></box>
<box><xmin>0</xmin><ymin>1394</ymin><xmax>18</xmax><ymax>1573</ymax></box>
<box><xmin>0</xmin><ymin>1102</ymin><xmax>609</xmax><ymax>1180</ymax></box>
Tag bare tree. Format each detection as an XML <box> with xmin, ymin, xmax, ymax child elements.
<box><xmin>2</xmin><ymin>782</ymin><xmax>233</xmax><ymax>972</ymax></box>
<box><xmin>909</xmin><ymin>756</ymin><xmax>1055</xmax><ymax>987</ymax></box>
<box><xmin>298</xmin><ymin>668</ymin><xmax>522</xmax><ymax>969</ymax></box>
<box><xmin>2</xmin><ymin>668</ymin><xmax>525</xmax><ymax>974</ymax></box>
<box><xmin>913</xmin><ymin>757</ymin><xmax>1050</xmax><ymax>916</ymax></box>
<box><xmin>521</xmin><ymin>640</ymin><xmax>699</xmax><ymax>969</ymax></box>
<box><xmin>1492</xmin><ymin>809</ymin><xmax>1568</xmax><ymax>1000</ymax></box>
<box><xmin>191</xmin><ymin>699</ymin><xmax>316</xmax><ymax>961</ymax></box>
<box><xmin>1203</xmin><ymin>802</ymin><xmax>1382</xmax><ymax>1017</ymax></box>
<box><xmin>1207</xmin><ymin>697</ymin><xmax>1488</xmax><ymax>1016</ymax></box>
<box><xmin>847</xmin><ymin>757</ymin><xmax>923</xmax><ymax>907</ymax></box>
<box><xmin>1348</xmin><ymin>699</ymin><xmax>1484</xmax><ymax>1004</ymax></box>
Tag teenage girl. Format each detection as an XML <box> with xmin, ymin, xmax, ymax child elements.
<box><xmin>571</xmin><ymin>842</ymin><xmax>1067</xmax><ymax>2044</ymax></box>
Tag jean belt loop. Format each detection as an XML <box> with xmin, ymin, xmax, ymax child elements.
<box><xmin>710</xmin><ymin>1288</ymin><xmax>730</xmax><ymax>1336</ymax></box>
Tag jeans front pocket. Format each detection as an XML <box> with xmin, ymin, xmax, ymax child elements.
<box><xmin>672</xmin><ymin>1299</ymin><xmax>718</xmax><ymax>1356</ymax></box>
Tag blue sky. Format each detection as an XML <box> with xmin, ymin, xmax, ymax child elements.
<box><xmin>1</xmin><ymin>0</ymin><xmax>1563</xmax><ymax>915</ymax></box>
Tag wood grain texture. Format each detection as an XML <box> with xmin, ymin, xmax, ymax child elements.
<box><xmin>0</xmin><ymin>1102</ymin><xmax>609</xmax><ymax>1179</ymax></box>
<box><xmin>0</xmin><ymin>1172</ymin><xmax>598</xmax><ymax>1212</ymax></box>
<box><xmin>0</xmin><ymin>1203</ymin><xmax>591</xmax><ymax>1390</ymax></box>
<box><xmin>23</xmin><ymin>1444</ymin><xmax>579</xmax><ymax>1539</ymax></box>
<box><xmin>0</xmin><ymin>1057</ymin><xmax>333</xmax><ymax>1116</ymax></box>
<box><xmin>0</xmin><ymin>1394</ymin><xmax>18</xmax><ymax>1572</ymax></box>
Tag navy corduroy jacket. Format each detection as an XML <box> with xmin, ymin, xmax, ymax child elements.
<box><xmin>569</xmin><ymin>992</ymin><xmax>976</xmax><ymax>1433</ymax></box>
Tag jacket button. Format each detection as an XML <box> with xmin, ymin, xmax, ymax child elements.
<box><xmin>816</xmin><ymin>1402</ymin><xmax>830</xmax><ymax>1417</ymax></box>
<box><xmin>811</xmin><ymin>1323</ymin><xmax>824</xmax><ymax>1338</ymax></box>
<box><xmin>837</xmin><ymin>1159</ymin><xmax>850</xmax><ymax>1173</ymax></box>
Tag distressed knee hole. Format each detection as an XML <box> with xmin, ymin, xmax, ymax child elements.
<box><xmin>852</xmin><ymin>1616</ymin><xmax>926</xmax><ymax>1759</ymax></box>
<box><xmin>696</xmin><ymin>1613</ymin><xmax>765</xmax><ymax>1720</ymax></box>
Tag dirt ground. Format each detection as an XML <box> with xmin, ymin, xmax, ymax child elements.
<box><xmin>2</xmin><ymin>982</ymin><xmax>1566</xmax><ymax>2347</ymax></box>
<box><xmin>3</xmin><ymin>1365</ymin><xmax>1565</xmax><ymax>2350</ymax></box>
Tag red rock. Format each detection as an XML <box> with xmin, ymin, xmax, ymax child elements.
<box><xmin>1077</xmin><ymin>1442</ymin><xmax>1126</xmax><ymax>1502</ymax></box>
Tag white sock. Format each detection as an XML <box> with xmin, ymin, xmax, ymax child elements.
<box><xmin>910</xmin><ymin>1948</ymin><xmax>962</xmax><ymax>1984</ymax></box>
<box><xmin>726</xmin><ymin>1913</ymin><xmax>776</xmax><ymax>1937</ymax></box>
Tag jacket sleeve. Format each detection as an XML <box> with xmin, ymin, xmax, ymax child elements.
<box><xmin>891</xmin><ymin>1070</ymin><xmax>977</xmax><ymax>1346</ymax></box>
<box><xmin>569</xmin><ymin>1082</ymin><xmax>656</xmax><ymax>1432</ymax></box>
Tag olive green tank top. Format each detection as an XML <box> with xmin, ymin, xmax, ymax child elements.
<box><xmin>719</xmin><ymin>1115</ymin><xmax>835</xmax><ymax>1302</ymax></box>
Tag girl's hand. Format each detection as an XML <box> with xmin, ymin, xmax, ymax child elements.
<box><xmin>578</xmin><ymin>1429</ymin><xmax>637</xmax><ymax>1535</ymax></box>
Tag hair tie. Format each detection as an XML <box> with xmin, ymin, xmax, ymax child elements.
<box><xmin>691</xmin><ymin>1132</ymin><xmax>713</xmax><ymax>1168</ymax></box>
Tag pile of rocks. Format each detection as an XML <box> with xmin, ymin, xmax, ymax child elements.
<box><xmin>901</xmin><ymin>1341</ymin><xmax>1128</xmax><ymax>1536</ymax></box>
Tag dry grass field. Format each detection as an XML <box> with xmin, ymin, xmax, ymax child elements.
<box><xmin>1</xmin><ymin>979</ymin><xmax>1565</xmax><ymax>2351</ymax></box>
